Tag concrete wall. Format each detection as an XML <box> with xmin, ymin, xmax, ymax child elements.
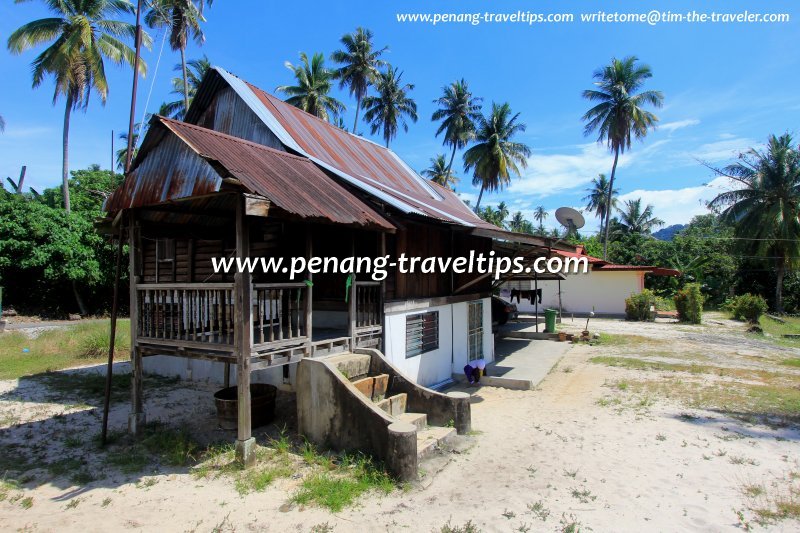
<box><xmin>383</xmin><ymin>297</ymin><xmax>493</xmax><ymax>387</ymax></box>
<box><xmin>142</xmin><ymin>356</ymin><xmax>294</xmax><ymax>389</ymax></box>
<box><xmin>501</xmin><ymin>271</ymin><xmax>645</xmax><ymax>316</ymax></box>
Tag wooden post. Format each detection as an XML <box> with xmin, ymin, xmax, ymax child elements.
<box><xmin>128</xmin><ymin>211</ymin><xmax>146</xmax><ymax>434</ymax></box>
<box><xmin>234</xmin><ymin>195</ymin><xmax>255</xmax><ymax>467</ymax></box>
<box><xmin>379</xmin><ymin>232</ymin><xmax>386</xmax><ymax>351</ymax></box>
<box><xmin>534</xmin><ymin>273</ymin><xmax>539</xmax><ymax>334</ymax></box>
<box><xmin>305</xmin><ymin>225</ymin><xmax>313</xmax><ymax>355</ymax></box>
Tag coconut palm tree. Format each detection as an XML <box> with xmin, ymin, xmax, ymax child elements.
<box><xmin>614</xmin><ymin>198</ymin><xmax>664</xmax><ymax>235</ymax></box>
<box><xmin>583</xmin><ymin>173</ymin><xmax>619</xmax><ymax>236</ymax></box>
<box><xmin>508</xmin><ymin>211</ymin><xmax>526</xmax><ymax>232</ymax></box>
<box><xmin>432</xmin><ymin>79</ymin><xmax>482</xmax><ymax>175</ymax></box>
<box><xmin>276</xmin><ymin>52</ymin><xmax>345</xmax><ymax>122</ymax></box>
<box><xmin>8</xmin><ymin>0</ymin><xmax>148</xmax><ymax>214</ymax></box>
<box><xmin>533</xmin><ymin>205</ymin><xmax>548</xmax><ymax>234</ymax></box>
<box><xmin>709</xmin><ymin>133</ymin><xmax>800</xmax><ymax>312</ymax></box>
<box><xmin>145</xmin><ymin>0</ymin><xmax>204</xmax><ymax>115</ymax></box>
<box><xmin>582</xmin><ymin>56</ymin><xmax>663</xmax><ymax>258</ymax></box>
<box><xmin>361</xmin><ymin>66</ymin><xmax>417</xmax><ymax>148</ymax></box>
<box><xmin>463</xmin><ymin>102</ymin><xmax>531</xmax><ymax>211</ymax></box>
<box><xmin>161</xmin><ymin>54</ymin><xmax>211</xmax><ymax>119</ymax></box>
<box><xmin>421</xmin><ymin>154</ymin><xmax>459</xmax><ymax>191</ymax></box>
<box><xmin>330</xmin><ymin>27</ymin><xmax>387</xmax><ymax>133</ymax></box>
<box><xmin>116</xmin><ymin>123</ymin><xmax>142</xmax><ymax>170</ymax></box>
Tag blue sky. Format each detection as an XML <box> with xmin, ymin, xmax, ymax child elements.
<box><xmin>1</xmin><ymin>0</ymin><xmax>799</xmax><ymax>234</ymax></box>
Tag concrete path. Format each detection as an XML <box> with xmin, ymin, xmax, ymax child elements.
<box><xmin>451</xmin><ymin>337</ymin><xmax>572</xmax><ymax>391</ymax></box>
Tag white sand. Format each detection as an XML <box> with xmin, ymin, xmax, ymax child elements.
<box><xmin>1</xmin><ymin>315</ymin><xmax>799</xmax><ymax>532</ymax></box>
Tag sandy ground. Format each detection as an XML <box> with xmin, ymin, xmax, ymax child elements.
<box><xmin>1</xmin><ymin>314</ymin><xmax>799</xmax><ymax>532</ymax></box>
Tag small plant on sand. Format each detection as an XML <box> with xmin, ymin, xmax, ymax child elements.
<box><xmin>527</xmin><ymin>500</ymin><xmax>550</xmax><ymax>521</ymax></box>
<box><xmin>439</xmin><ymin>520</ymin><xmax>481</xmax><ymax>533</ymax></box>
<box><xmin>559</xmin><ymin>513</ymin><xmax>586</xmax><ymax>532</ymax></box>
<box><xmin>571</xmin><ymin>488</ymin><xmax>597</xmax><ymax>503</ymax></box>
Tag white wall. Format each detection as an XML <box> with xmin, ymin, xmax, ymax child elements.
<box><xmin>142</xmin><ymin>356</ymin><xmax>292</xmax><ymax>388</ymax></box>
<box><xmin>384</xmin><ymin>297</ymin><xmax>493</xmax><ymax>387</ymax></box>
<box><xmin>501</xmin><ymin>271</ymin><xmax>644</xmax><ymax>316</ymax></box>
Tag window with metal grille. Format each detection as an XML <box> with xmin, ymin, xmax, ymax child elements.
<box><xmin>406</xmin><ymin>311</ymin><xmax>439</xmax><ymax>358</ymax></box>
<box><xmin>468</xmin><ymin>301</ymin><xmax>484</xmax><ymax>361</ymax></box>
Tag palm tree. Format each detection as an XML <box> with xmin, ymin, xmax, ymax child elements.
<box><xmin>276</xmin><ymin>52</ymin><xmax>345</xmax><ymax>122</ymax></box>
<box><xmin>146</xmin><ymin>0</ymin><xmax>204</xmax><ymax>115</ymax></box>
<box><xmin>432</xmin><ymin>79</ymin><xmax>482</xmax><ymax>175</ymax></box>
<box><xmin>116</xmin><ymin>123</ymin><xmax>142</xmax><ymax>170</ymax></box>
<box><xmin>161</xmin><ymin>54</ymin><xmax>211</xmax><ymax>119</ymax></box>
<box><xmin>533</xmin><ymin>205</ymin><xmax>548</xmax><ymax>234</ymax></box>
<box><xmin>709</xmin><ymin>134</ymin><xmax>800</xmax><ymax>312</ymax></box>
<box><xmin>508</xmin><ymin>211</ymin><xmax>526</xmax><ymax>232</ymax></box>
<box><xmin>421</xmin><ymin>154</ymin><xmax>458</xmax><ymax>190</ymax></box>
<box><xmin>477</xmin><ymin>203</ymin><xmax>508</xmax><ymax>228</ymax></box>
<box><xmin>330</xmin><ymin>27</ymin><xmax>387</xmax><ymax>133</ymax></box>
<box><xmin>614</xmin><ymin>198</ymin><xmax>664</xmax><ymax>235</ymax></box>
<box><xmin>582</xmin><ymin>56</ymin><xmax>663</xmax><ymax>258</ymax></box>
<box><xmin>583</xmin><ymin>174</ymin><xmax>619</xmax><ymax>236</ymax></box>
<box><xmin>463</xmin><ymin>102</ymin><xmax>531</xmax><ymax>211</ymax></box>
<box><xmin>361</xmin><ymin>66</ymin><xmax>417</xmax><ymax>148</ymax></box>
<box><xmin>8</xmin><ymin>0</ymin><xmax>147</xmax><ymax>214</ymax></box>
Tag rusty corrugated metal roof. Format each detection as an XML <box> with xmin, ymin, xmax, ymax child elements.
<box><xmin>105</xmin><ymin>117</ymin><xmax>394</xmax><ymax>231</ymax></box>
<box><xmin>247</xmin><ymin>83</ymin><xmax>498</xmax><ymax>229</ymax></box>
<box><xmin>197</xmin><ymin>67</ymin><xmax>494</xmax><ymax>229</ymax></box>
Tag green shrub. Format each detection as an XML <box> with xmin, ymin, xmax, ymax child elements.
<box><xmin>625</xmin><ymin>289</ymin><xmax>656</xmax><ymax>322</ymax></box>
<box><xmin>724</xmin><ymin>294</ymin><xmax>768</xmax><ymax>323</ymax></box>
<box><xmin>674</xmin><ymin>283</ymin><xmax>704</xmax><ymax>324</ymax></box>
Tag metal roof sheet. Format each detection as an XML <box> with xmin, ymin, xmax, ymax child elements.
<box><xmin>105</xmin><ymin>117</ymin><xmax>395</xmax><ymax>231</ymax></box>
<box><xmin>210</xmin><ymin>67</ymin><xmax>498</xmax><ymax>230</ymax></box>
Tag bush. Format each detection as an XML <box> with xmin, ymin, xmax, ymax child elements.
<box><xmin>674</xmin><ymin>283</ymin><xmax>704</xmax><ymax>324</ymax></box>
<box><xmin>724</xmin><ymin>294</ymin><xmax>768</xmax><ymax>323</ymax></box>
<box><xmin>625</xmin><ymin>289</ymin><xmax>656</xmax><ymax>321</ymax></box>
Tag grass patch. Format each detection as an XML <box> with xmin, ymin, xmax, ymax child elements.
<box><xmin>628</xmin><ymin>377</ymin><xmax>800</xmax><ymax>424</ymax></box>
<box><xmin>781</xmin><ymin>358</ymin><xmax>800</xmax><ymax>368</ymax></box>
<box><xmin>594</xmin><ymin>333</ymin><xmax>652</xmax><ymax>346</ymax></box>
<box><xmin>291</xmin><ymin>454</ymin><xmax>393</xmax><ymax>512</ymax></box>
<box><xmin>761</xmin><ymin>315</ymin><xmax>800</xmax><ymax>341</ymax></box>
<box><xmin>0</xmin><ymin>320</ymin><xmax>131</xmax><ymax>379</ymax></box>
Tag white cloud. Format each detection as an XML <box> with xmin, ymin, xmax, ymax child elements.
<box><xmin>659</xmin><ymin>119</ymin><xmax>700</xmax><ymax>133</ymax></box>
<box><xmin>616</xmin><ymin>176</ymin><xmax>734</xmax><ymax>227</ymax></box>
<box><xmin>689</xmin><ymin>137</ymin><xmax>757</xmax><ymax>162</ymax></box>
<box><xmin>508</xmin><ymin>143</ymin><xmax>630</xmax><ymax>198</ymax></box>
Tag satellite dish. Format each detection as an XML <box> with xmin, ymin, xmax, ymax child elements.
<box><xmin>555</xmin><ymin>207</ymin><xmax>585</xmax><ymax>235</ymax></box>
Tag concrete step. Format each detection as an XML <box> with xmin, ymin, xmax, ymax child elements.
<box><xmin>375</xmin><ymin>393</ymin><xmax>407</xmax><ymax>417</ymax></box>
<box><xmin>325</xmin><ymin>352</ymin><xmax>371</xmax><ymax>380</ymax></box>
<box><xmin>417</xmin><ymin>426</ymin><xmax>456</xmax><ymax>459</ymax></box>
<box><xmin>351</xmin><ymin>373</ymin><xmax>389</xmax><ymax>401</ymax></box>
<box><xmin>397</xmin><ymin>412</ymin><xmax>427</xmax><ymax>431</ymax></box>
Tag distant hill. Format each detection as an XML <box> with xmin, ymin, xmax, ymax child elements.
<box><xmin>653</xmin><ymin>224</ymin><xmax>686</xmax><ymax>241</ymax></box>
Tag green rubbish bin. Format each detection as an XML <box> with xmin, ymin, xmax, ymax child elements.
<box><xmin>544</xmin><ymin>308</ymin><xmax>558</xmax><ymax>333</ymax></box>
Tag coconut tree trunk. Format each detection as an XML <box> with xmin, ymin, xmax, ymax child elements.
<box><xmin>602</xmin><ymin>147</ymin><xmax>620</xmax><ymax>260</ymax></box>
<box><xmin>72</xmin><ymin>280</ymin><xmax>88</xmax><ymax>316</ymax></box>
<box><xmin>62</xmin><ymin>99</ymin><xmax>72</xmax><ymax>214</ymax></box>
<box><xmin>352</xmin><ymin>95</ymin><xmax>361</xmax><ymax>134</ymax></box>
<box><xmin>446</xmin><ymin>143</ymin><xmax>457</xmax><ymax>175</ymax></box>
<box><xmin>474</xmin><ymin>183</ymin><xmax>486</xmax><ymax>211</ymax></box>
<box><xmin>181</xmin><ymin>45</ymin><xmax>190</xmax><ymax>117</ymax></box>
<box><xmin>775</xmin><ymin>257</ymin><xmax>786</xmax><ymax>313</ymax></box>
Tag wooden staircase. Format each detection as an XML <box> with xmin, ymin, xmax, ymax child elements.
<box><xmin>325</xmin><ymin>352</ymin><xmax>456</xmax><ymax>459</ymax></box>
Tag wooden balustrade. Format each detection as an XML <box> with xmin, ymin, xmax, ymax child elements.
<box><xmin>136</xmin><ymin>283</ymin><xmax>235</xmax><ymax>345</ymax></box>
<box><xmin>253</xmin><ymin>282</ymin><xmax>311</xmax><ymax>346</ymax></box>
<box><xmin>135</xmin><ymin>282</ymin><xmax>311</xmax><ymax>350</ymax></box>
